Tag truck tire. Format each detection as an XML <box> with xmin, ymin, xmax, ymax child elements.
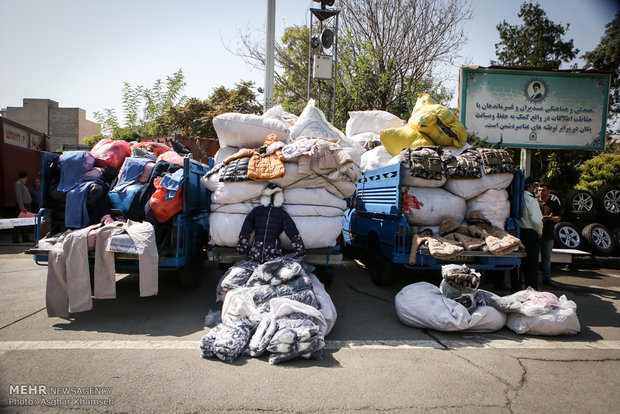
<box><xmin>564</xmin><ymin>189</ymin><xmax>596</xmax><ymax>219</ymax></box>
<box><xmin>314</xmin><ymin>265</ymin><xmax>334</xmax><ymax>287</ymax></box>
<box><xmin>554</xmin><ymin>222</ymin><xmax>583</xmax><ymax>249</ymax></box>
<box><xmin>594</xmin><ymin>186</ymin><xmax>620</xmax><ymax>218</ymax></box>
<box><xmin>581</xmin><ymin>223</ymin><xmax>616</xmax><ymax>256</ymax></box>
<box><xmin>177</xmin><ymin>243</ymin><xmax>206</xmax><ymax>288</ymax></box>
<box><xmin>365</xmin><ymin>234</ymin><xmax>394</xmax><ymax>286</ymax></box>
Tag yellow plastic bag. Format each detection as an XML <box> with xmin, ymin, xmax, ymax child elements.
<box><xmin>408</xmin><ymin>94</ymin><xmax>467</xmax><ymax>148</ymax></box>
<box><xmin>380</xmin><ymin>125</ymin><xmax>434</xmax><ymax>156</ymax></box>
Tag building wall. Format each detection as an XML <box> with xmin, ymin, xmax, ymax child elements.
<box><xmin>0</xmin><ymin>99</ymin><xmax>101</xmax><ymax>151</ymax></box>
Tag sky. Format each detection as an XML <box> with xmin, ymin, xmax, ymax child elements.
<box><xmin>1</xmin><ymin>0</ymin><xmax>618</xmax><ymax>126</ymax></box>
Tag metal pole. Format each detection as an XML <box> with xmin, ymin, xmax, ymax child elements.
<box><xmin>331</xmin><ymin>12</ymin><xmax>339</xmax><ymax>124</ymax></box>
<box><xmin>307</xmin><ymin>10</ymin><xmax>313</xmax><ymax>102</ymax></box>
<box><xmin>264</xmin><ymin>0</ymin><xmax>276</xmax><ymax>111</ymax></box>
<box><xmin>520</xmin><ymin>148</ymin><xmax>531</xmax><ymax>177</ymax></box>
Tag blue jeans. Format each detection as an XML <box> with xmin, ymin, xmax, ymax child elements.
<box><xmin>540</xmin><ymin>239</ymin><xmax>554</xmax><ymax>281</ymax></box>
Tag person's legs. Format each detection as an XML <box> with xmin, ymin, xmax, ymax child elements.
<box><xmin>540</xmin><ymin>239</ymin><xmax>554</xmax><ymax>282</ymax></box>
<box><xmin>520</xmin><ymin>229</ymin><xmax>540</xmax><ymax>290</ymax></box>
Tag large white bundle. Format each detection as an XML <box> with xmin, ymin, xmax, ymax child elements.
<box><xmin>360</xmin><ymin>145</ymin><xmax>396</xmax><ymax>172</ymax></box>
<box><xmin>290</xmin><ymin>99</ymin><xmax>344</xmax><ymax>140</ymax></box>
<box><xmin>349</xmin><ymin>132</ymin><xmax>379</xmax><ymax>145</ymax></box>
<box><xmin>262</xmin><ymin>104</ymin><xmax>297</xmax><ymax>126</ymax></box>
<box><xmin>213</xmin><ymin>146</ymin><xmax>239</xmax><ymax>165</ymax></box>
<box><xmin>209</xmin><ymin>212</ymin><xmax>342</xmax><ymax>249</ymax></box>
<box><xmin>280</xmin><ymin>216</ymin><xmax>342</xmax><ymax>249</ymax></box>
<box><xmin>283</xmin><ymin>187</ymin><xmax>347</xmax><ymax>210</ymax></box>
<box><xmin>213</xmin><ymin>113</ymin><xmax>290</xmax><ymax>148</ymax></box>
<box><xmin>465</xmin><ymin>189</ymin><xmax>510</xmax><ymax>228</ymax></box>
<box><xmin>212</xmin><ymin>202</ymin><xmax>344</xmax><ymax>218</ymax></box>
<box><xmin>269</xmin><ymin>162</ymin><xmax>356</xmax><ymax>199</ymax></box>
<box><xmin>401</xmin><ymin>186</ymin><xmax>466</xmax><ymax>226</ymax></box>
<box><xmin>201</xmin><ymin>171</ymin><xmax>268</xmax><ymax>204</ymax></box>
<box><xmin>506</xmin><ymin>295</ymin><xmax>580</xmax><ymax>335</ymax></box>
<box><xmin>395</xmin><ymin>282</ymin><xmax>506</xmax><ymax>332</ymax></box>
<box><xmin>443</xmin><ymin>172</ymin><xmax>514</xmax><ymax>200</ymax></box>
<box><xmin>345</xmin><ymin>110</ymin><xmax>405</xmax><ymax>137</ymax></box>
<box><xmin>401</xmin><ymin>168</ymin><xmax>447</xmax><ymax>188</ymax></box>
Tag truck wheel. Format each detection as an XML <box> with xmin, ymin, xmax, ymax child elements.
<box><xmin>594</xmin><ymin>186</ymin><xmax>620</xmax><ymax>218</ymax></box>
<box><xmin>554</xmin><ymin>222</ymin><xmax>582</xmax><ymax>249</ymax></box>
<box><xmin>178</xmin><ymin>245</ymin><xmax>206</xmax><ymax>288</ymax></box>
<box><xmin>366</xmin><ymin>235</ymin><xmax>394</xmax><ymax>286</ymax></box>
<box><xmin>314</xmin><ymin>265</ymin><xmax>334</xmax><ymax>287</ymax></box>
<box><xmin>581</xmin><ymin>223</ymin><xmax>616</xmax><ymax>256</ymax></box>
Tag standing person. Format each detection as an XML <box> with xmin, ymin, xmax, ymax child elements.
<box><xmin>13</xmin><ymin>170</ymin><xmax>33</xmax><ymax>243</ymax></box>
<box><xmin>538</xmin><ymin>182</ymin><xmax>561</xmax><ymax>287</ymax></box>
<box><xmin>519</xmin><ymin>177</ymin><xmax>543</xmax><ymax>290</ymax></box>
<box><xmin>29</xmin><ymin>177</ymin><xmax>41</xmax><ymax>213</ymax></box>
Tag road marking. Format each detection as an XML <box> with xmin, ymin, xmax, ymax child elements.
<box><xmin>0</xmin><ymin>339</ymin><xmax>619</xmax><ymax>351</ymax></box>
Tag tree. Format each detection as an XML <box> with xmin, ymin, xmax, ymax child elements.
<box><xmin>93</xmin><ymin>69</ymin><xmax>187</xmax><ymax>139</ymax></box>
<box><xmin>232</xmin><ymin>0</ymin><xmax>471</xmax><ymax>128</ymax></box>
<box><xmin>583</xmin><ymin>12</ymin><xmax>620</xmax><ymax>135</ymax></box>
<box><xmin>493</xmin><ymin>1</ymin><xmax>578</xmax><ymax>69</ymax></box>
<box><xmin>156</xmin><ymin>81</ymin><xmax>262</xmax><ymax>138</ymax></box>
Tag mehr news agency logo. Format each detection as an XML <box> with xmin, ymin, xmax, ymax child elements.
<box><xmin>6</xmin><ymin>384</ymin><xmax>114</xmax><ymax>407</ymax></box>
<box><xmin>524</xmin><ymin>79</ymin><xmax>547</xmax><ymax>141</ymax></box>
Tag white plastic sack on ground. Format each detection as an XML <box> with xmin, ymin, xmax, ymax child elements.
<box><xmin>465</xmin><ymin>189</ymin><xmax>510</xmax><ymax>228</ymax></box>
<box><xmin>401</xmin><ymin>186</ymin><xmax>466</xmax><ymax>226</ymax></box>
<box><xmin>443</xmin><ymin>172</ymin><xmax>514</xmax><ymax>200</ymax></box>
<box><xmin>214</xmin><ymin>146</ymin><xmax>239</xmax><ymax>165</ymax></box>
<box><xmin>213</xmin><ymin>113</ymin><xmax>290</xmax><ymax>148</ymax></box>
<box><xmin>289</xmin><ymin>99</ymin><xmax>344</xmax><ymax>140</ymax></box>
<box><xmin>395</xmin><ymin>282</ymin><xmax>506</xmax><ymax>332</ymax></box>
<box><xmin>506</xmin><ymin>295</ymin><xmax>580</xmax><ymax>335</ymax></box>
<box><xmin>345</xmin><ymin>110</ymin><xmax>405</xmax><ymax>137</ymax></box>
<box><xmin>307</xmin><ymin>273</ymin><xmax>337</xmax><ymax>335</ymax></box>
<box><xmin>360</xmin><ymin>145</ymin><xmax>396</xmax><ymax>172</ymax></box>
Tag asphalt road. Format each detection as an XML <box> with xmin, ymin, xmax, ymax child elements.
<box><xmin>0</xmin><ymin>240</ymin><xmax>619</xmax><ymax>413</ymax></box>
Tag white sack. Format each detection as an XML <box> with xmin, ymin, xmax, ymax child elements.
<box><xmin>401</xmin><ymin>186</ymin><xmax>466</xmax><ymax>226</ymax></box>
<box><xmin>350</xmin><ymin>132</ymin><xmax>379</xmax><ymax>145</ymax></box>
<box><xmin>443</xmin><ymin>172</ymin><xmax>514</xmax><ymax>200</ymax></box>
<box><xmin>289</xmin><ymin>99</ymin><xmax>344</xmax><ymax>140</ymax></box>
<box><xmin>401</xmin><ymin>168</ymin><xmax>447</xmax><ymax>188</ymax></box>
<box><xmin>506</xmin><ymin>295</ymin><xmax>580</xmax><ymax>335</ymax></box>
<box><xmin>360</xmin><ymin>145</ymin><xmax>396</xmax><ymax>172</ymax></box>
<box><xmin>210</xmin><ymin>212</ymin><xmax>342</xmax><ymax>249</ymax></box>
<box><xmin>395</xmin><ymin>282</ymin><xmax>506</xmax><ymax>332</ymax></box>
<box><xmin>280</xmin><ymin>216</ymin><xmax>342</xmax><ymax>249</ymax></box>
<box><xmin>308</xmin><ymin>273</ymin><xmax>337</xmax><ymax>335</ymax></box>
<box><xmin>283</xmin><ymin>187</ymin><xmax>347</xmax><ymax>210</ymax></box>
<box><xmin>201</xmin><ymin>171</ymin><xmax>268</xmax><ymax>204</ymax></box>
<box><xmin>465</xmin><ymin>189</ymin><xmax>510</xmax><ymax>229</ymax></box>
<box><xmin>212</xmin><ymin>202</ymin><xmax>344</xmax><ymax>218</ymax></box>
<box><xmin>345</xmin><ymin>110</ymin><xmax>405</xmax><ymax>137</ymax></box>
<box><xmin>262</xmin><ymin>104</ymin><xmax>297</xmax><ymax>126</ymax></box>
<box><xmin>213</xmin><ymin>112</ymin><xmax>290</xmax><ymax>148</ymax></box>
<box><xmin>214</xmin><ymin>146</ymin><xmax>239</xmax><ymax>165</ymax></box>
<box><xmin>269</xmin><ymin>162</ymin><xmax>356</xmax><ymax>199</ymax></box>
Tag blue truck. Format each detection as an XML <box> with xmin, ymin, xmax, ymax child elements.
<box><xmin>342</xmin><ymin>163</ymin><xmax>525</xmax><ymax>286</ymax></box>
<box><xmin>29</xmin><ymin>151</ymin><xmax>212</xmax><ymax>287</ymax></box>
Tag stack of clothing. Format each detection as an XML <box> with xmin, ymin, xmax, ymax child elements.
<box><xmin>200</xmin><ymin>255</ymin><xmax>337</xmax><ymax>364</ymax></box>
<box><xmin>203</xmin><ymin>100</ymin><xmax>362</xmax><ymax>251</ymax></box>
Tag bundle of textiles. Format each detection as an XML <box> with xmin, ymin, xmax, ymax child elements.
<box><xmin>200</xmin><ymin>255</ymin><xmax>337</xmax><ymax>364</ymax></box>
<box><xmin>395</xmin><ymin>264</ymin><xmax>580</xmax><ymax>335</ymax></box>
<box><xmin>408</xmin><ymin>211</ymin><xmax>524</xmax><ymax>263</ymax></box>
<box><xmin>203</xmin><ymin>100</ymin><xmax>362</xmax><ymax>250</ymax></box>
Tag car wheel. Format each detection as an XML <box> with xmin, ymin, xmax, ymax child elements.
<box><xmin>594</xmin><ymin>185</ymin><xmax>620</xmax><ymax>217</ymax></box>
<box><xmin>554</xmin><ymin>222</ymin><xmax>582</xmax><ymax>249</ymax></box>
<box><xmin>564</xmin><ymin>189</ymin><xmax>596</xmax><ymax>220</ymax></box>
<box><xmin>549</xmin><ymin>190</ymin><xmax>562</xmax><ymax>208</ymax></box>
<box><xmin>581</xmin><ymin>223</ymin><xmax>616</xmax><ymax>256</ymax></box>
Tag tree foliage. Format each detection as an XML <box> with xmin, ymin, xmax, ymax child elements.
<box><xmin>93</xmin><ymin>69</ymin><xmax>187</xmax><ymax>140</ymax></box>
<box><xmin>492</xmin><ymin>1</ymin><xmax>578</xmax><ymax>69</ymax></box>
<box><xmin>156</xmin><ymin>81</ymin><xmax>262</xmax><ymax>138</ymax></box>
<box><xmin>583</xmin><ymin>12</ymin><xmax>620</xmax><ymax>135</ymax></box>
<box><xmin>232</xmin><ymin>0</ymin><xmax>470</xmax><ymax>129</ymax></box>
<box><xmin>575</xmin><ymin>153</ymin><xmax>620</xmax><ymax>194</ymax></box>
